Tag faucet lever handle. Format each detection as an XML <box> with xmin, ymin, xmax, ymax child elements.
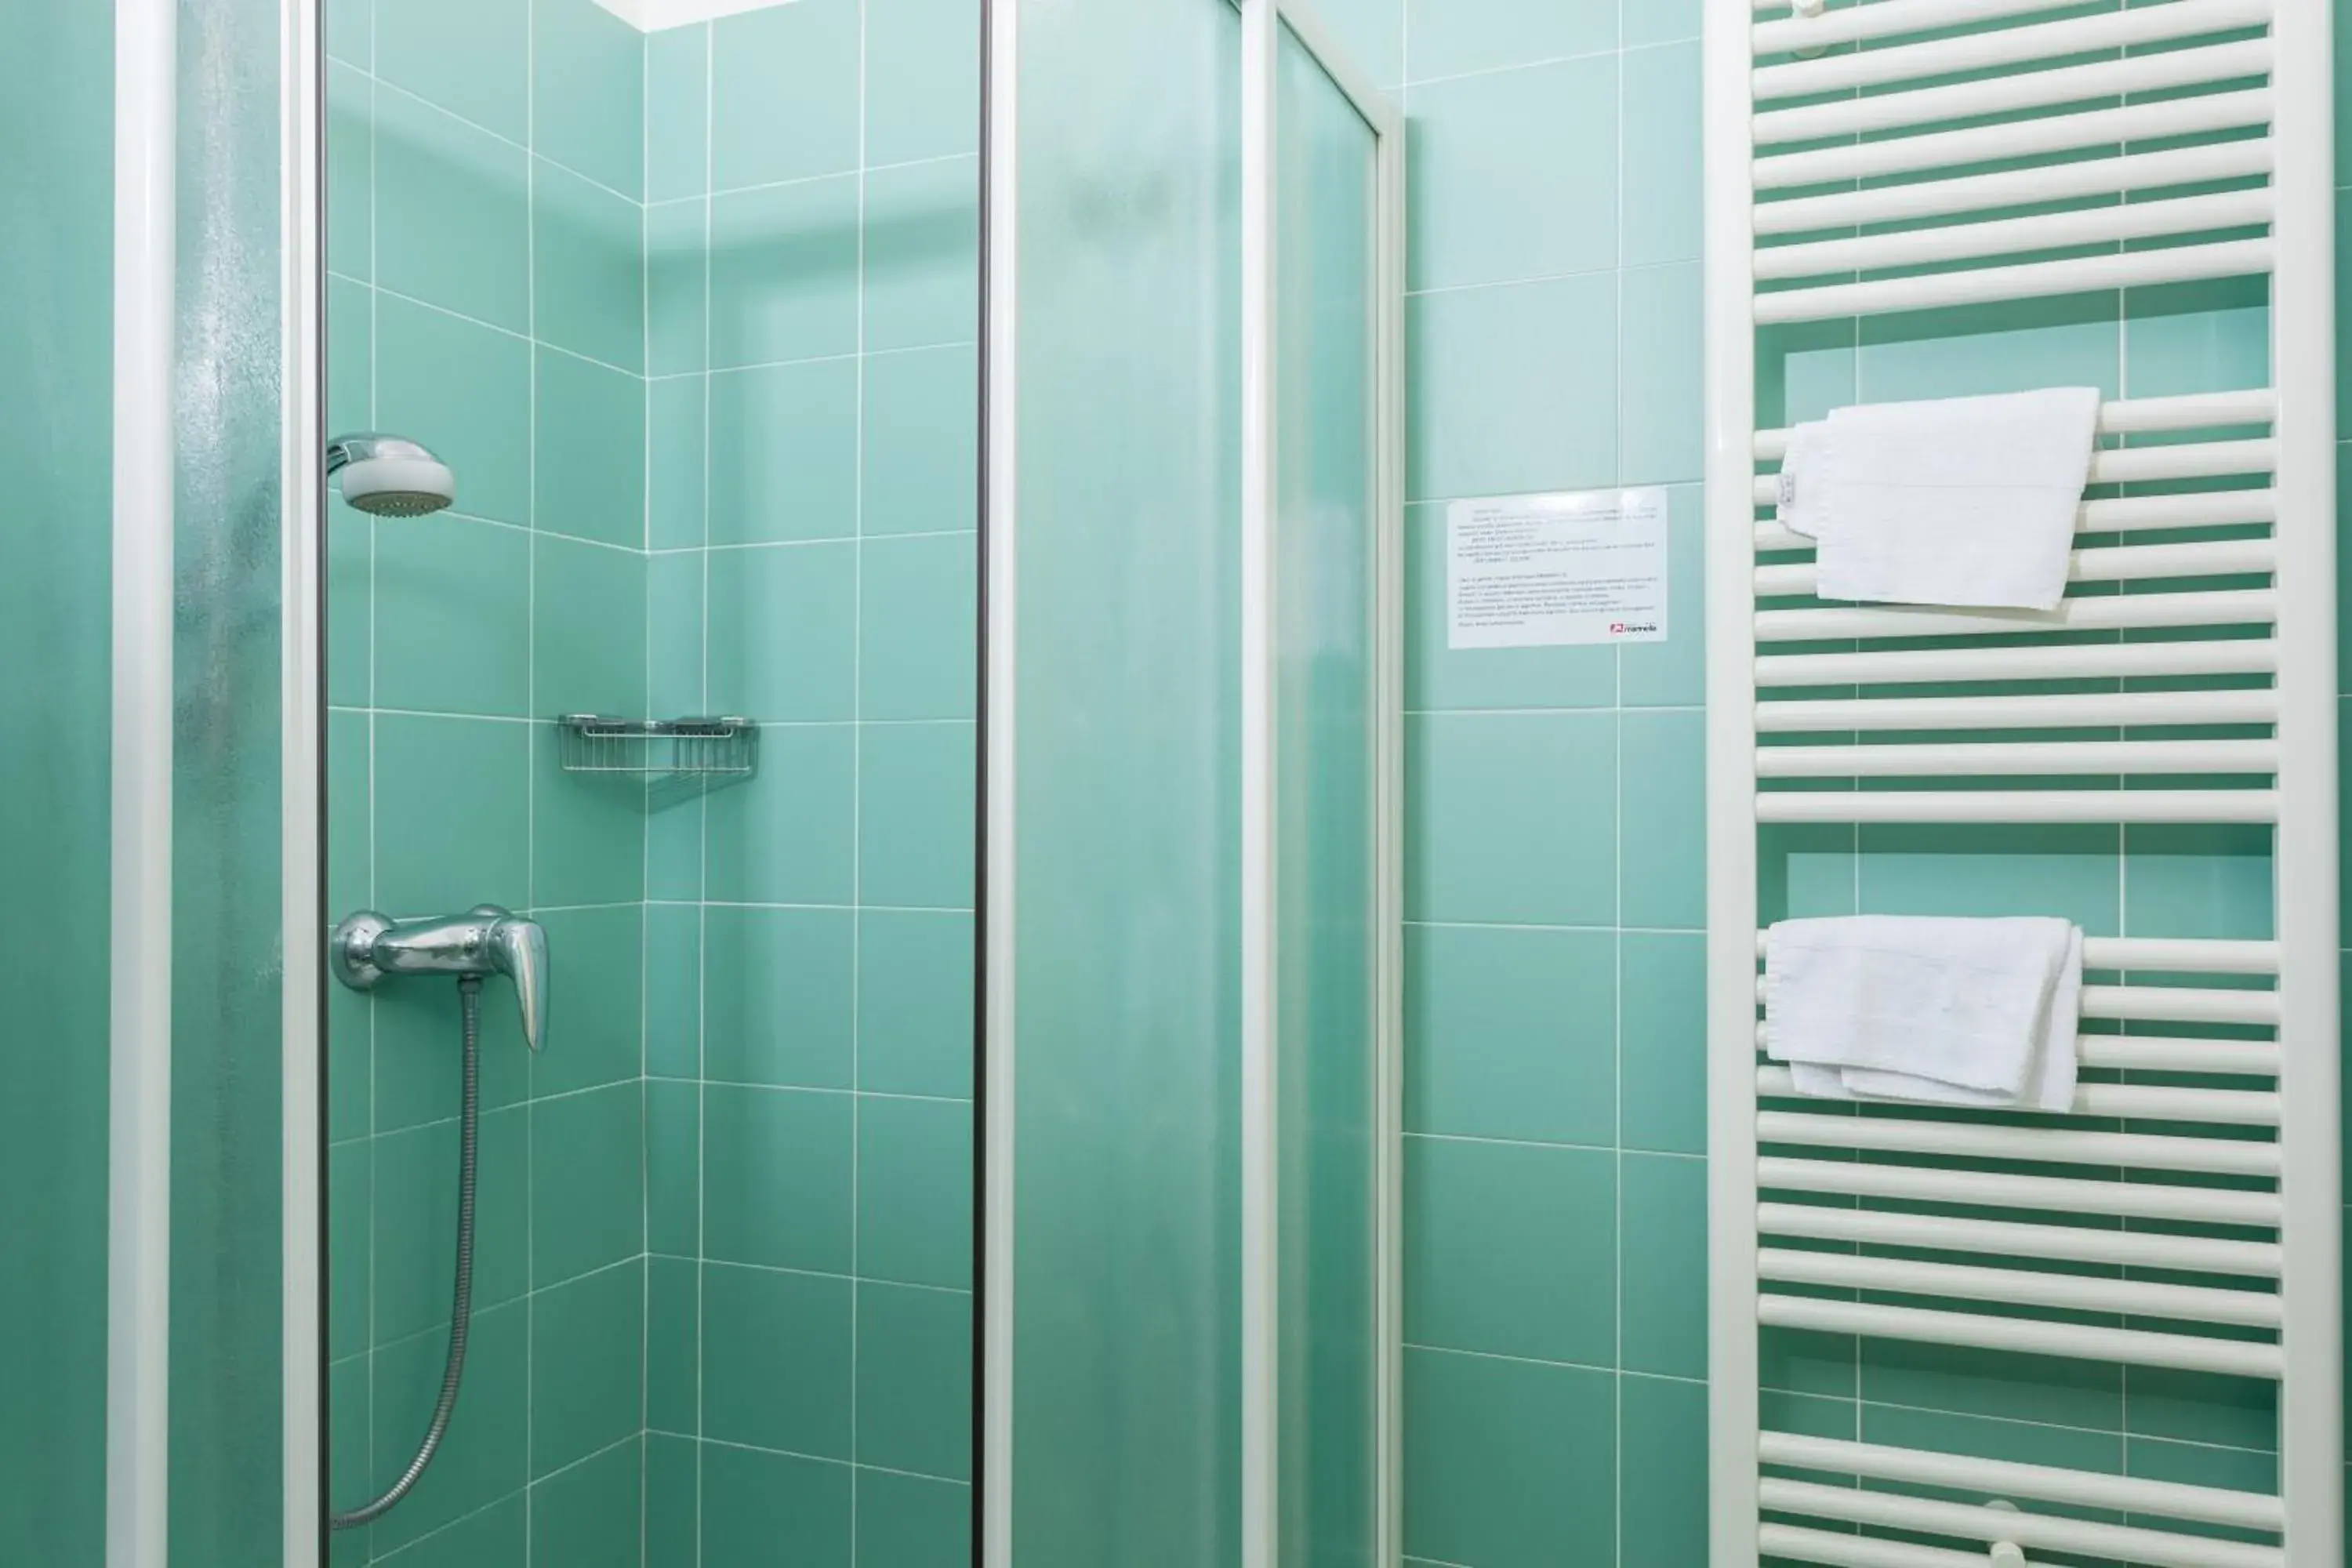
<box><xmin>484</xmin><ymin>913</ymin><xmax>549</xmax><ymax>1052</ymax></box>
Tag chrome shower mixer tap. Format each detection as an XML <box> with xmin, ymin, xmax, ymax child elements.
<box><xmin>330</xmin><ymin>903</ymin><xmax>550</xmax><ymax>1051</ymax></box>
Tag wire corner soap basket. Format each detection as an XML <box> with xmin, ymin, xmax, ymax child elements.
<box><xmin>556</xmin><ymin>714</ymin><xmax>759</xmax><ymax>789</ymax></box>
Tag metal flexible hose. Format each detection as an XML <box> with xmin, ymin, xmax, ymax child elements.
<box><xmin>331</xmin><ymin>975</ymin><xmax>483</xmax><ymax>1530</ymax></box>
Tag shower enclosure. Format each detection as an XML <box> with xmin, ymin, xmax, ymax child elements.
<box><xmin>6</xmin><ymin>0</ymin><xmax>1398</xmax><ymax>1563</ymax></box>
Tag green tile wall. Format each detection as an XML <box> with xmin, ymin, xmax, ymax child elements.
<box><xmin>1297</xmin><ymin>0</ymin><xmax>2326</xmax><ymax>1563</ymax></box>
<box><xmin>0</xmin><ymin>2</ymin><xmax>113</xmax><ymax>1558</ymax></box>
<box><xmin>635</xmin><ymin>3</ymin><xmax>979</xmax><ymax>1566</ymax></box>
<box><xmin>325</xmin><ymin>1</ymin><xmax>650</xmax><ymax>1563</ymax></box>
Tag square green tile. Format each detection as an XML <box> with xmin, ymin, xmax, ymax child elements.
<box><xmin>862</xmin><ymin>345</ymin><xmax>978</xmax><ymax>536</ymax></box>
<box><xmin>374</xmin><ymin>973</ymin><xmax>531</xmax><ymax>1131</ymax></box>
<box><xmin>647</xmin><ymin>903</ymin><xmax>702</xmax><ymax>1079</ymax></box>
<box><xmin>534</xmin><ymin>160</ymin><xmax>645</xmax><ymax>373</ymax></box>
<box><xmin>648</xmin><ymin>198</ymin><xmax>709</xmax><ymax>377</ymax></box>
<box><xmin>1620</xmin><ymin>1374</ymin><xmax>1706</xmax><ymax>1568</ymax></box>
<box><xmin>1621</xmin><ymin>261</ymin><xmax>1704</xmax><ymax>486</ymax></box>
<box><xmin>704</xmin><ymin>541</ymin><xmax>855</xmax><ymax>720</ymax></box>
<box><xmin>1407</xmin><ymin>273</ymin><xmax>1617</xmax><ymax>503</ymax></box>
<box><xmin>1624</xmin><ymin>0</ymin><xmax>1700</xmax><ymax>45</ymax></box>
<box><xmin>645</xmin><ymin>1434</ymin><xmax>699</xmax><ymax>1563</ymax></box>
<box><xmin>532</xmin><ymin>1083</ymin><xmax>644</xmax><ymax>1286</ymax></box>
<box><xmin>370</xmin><ymin>1105</ymin><xmax>528</xmax><ymax>1347</ymax></box>
<box><xmin>1621</xmin><ymin>42</ymin><xmax>1701</xmax><ymax>265</ymax></box>
<box><xmin>1617</xmin><ymin>483</ymin><xmax>1704</xmax><ymax>707</ymax></box>
<box><xmin>646</xmin><ymin>24</ymin><xmax>709</xmax><ymax>203</ymax></box>
<box><xmin>858</xmin><ymin>1096</ymin><xmax>973</xmax><ymax>1289</ymax></box>
<box><xmin>532</xmin><ymin>1260</ymin><xmax>644</xmax><ymax>1477</ymax></box>
<box><xmin>532</xmin><ymin>0</ymin><xmax>644</xmax><ymax>198</ymax></box>
<box><xmin>646</xmin><ymin>1255</ymin><xmax>698</xmax><ymax>1433</ymax></box>
<box><xmin>327</xmin><ymin>710</ymin><xmax>370</xmax><ymax>923</ymax></box>
<box><xmin>1860</xmin><ymin>1337</ymin><xmax>2122</xmax><ymax>1436</ymax></box>
<box><xmin>368</xmin><ymin>1301</ymin><xmax>528</xmax><ymax>1554</ymax></box>
<box><xmin>379</xmin><ymin>1491</ymin><xmax>526</xmax><ymax>1566</ymax></box>
<box><xmin>856</xmin><ymin>1283</ymin><xmax>973</xmax><ymax>1480</ymax></box>
<box><xmin>1404</xmin><ymin>0</ymin><xmax>1613</xmax><ymax>78</ymax></box>
<box><xmin>702</xmin><ymin>1262</ymin><xmax>854</xmax><ymax>1457</ymax></box>
<box><xmin>1853</xmin><ymin>824</ymin><xmax>2122</xmax><ymax>934</ymax></box>
<box><xmin>326</xmin><ymin>62</ymin><xmax>372</xmax><ymax>281</ymax></box>
<box><xmin>1403</xmin><ymin>924</ymin><xmax>1615</xmax><ymax>1145</ymax></box>
<box><xmin>855</xmin><ymin>1470</ymin><xmax>971</xmax><ymax>1567</ymax></box>
<box><xmin>648</xmin><ymin>547</ymin><xmax>706</xmax><ymax>715</ymax></box>
<box><xmin>1404</xmin><ymin>711</ymin><xmax>1616</xmax><ymax>925</ymax></box>
<box><xmin>700</xmin><ymin>1439</ymin><xmax>851</xmax><ymax>1567</ymax></box>
<box><xmin>1404</xmin><ymin>503</ymin><xmax>1617</xmax><ymax>712</ymax></box>
<box><xmin>702</xmin><ymin>724</ymin><xmax>858</xmax><ymax>906</ymax></box>
<box><xmin>865</xmin><ymin>0</ymin><xmax>981</xmax><ymax>165</ymax></box>
<box><xmin>1405</xmin><ymin>54</ymin><xmax>1615</xmax><ymax>292</ymax></box>
<box><xmin>1621</xmin><ymin>931</ymin><xmax>1704</xmax><ymax>1155</ymax></box>
<box><xmin>325</xmin><ymin>0</ymin><xmax>368</xmax><ymax>67</ymax></box>
<box><xmin>1857</xmin><ymin>294</ymin><xmax>2119</xmax><ymax>405</ymax></box>
<box><xmin>532</xmin><ymin>725</ymin><xmax>646</xmax><ymax>910</ymax></box>
<box><xmin>1403</xmin><ymin>1136</ymin><xmax>1614</xmax><ymax>1365</ymax></box>
<box><xmin>1620</xmin><ymin>708</ymin><xmax>1704</xmax><ymax>929</ymax></box>
<box><xmin>376</xmin><ymin>0</ymin><xmax>528</xmax><ymax>143</ymax></box>
<box><xmin>528</xmin><ymin>906</ymin><xmax>643</xmax><ymax>1098</ymax></box>
<box><xmin>710</xmin><ymin>0</ymin><xmax>861</xmax><ymax>189</ymax></box>
<box><xmin>709</xmin><ymin>358</ymin><xmax>859</xmax><ymax>543</ymax></box>
<box><xmin>1861</xmin><ymin>1402</ymin><xmax>2122</xmax><ymax>1480</ymax></box>
<box><xmin>375</xmin><ymin>295</ymin><xmax>532</xmax><ymax>525</ymax></box>
<box><xmin>2124</xmin><ymin>1367</ymin><xmax>2278</xmax><ymax>1455</ymax></box>
<box><xmin>374</xmin><ymin>88</ymin><xmax>531</xmax><ymax>333</ymax></box>
<box><xmin>327</xmin><ymin>1141</ymin><xmax>369</xmax><ymax>1362</ymax></box>
<box><xmin>533</xmin><ymin>532</ymin><xmax>646</xmax><ymax>716</ymax></box>
<box><xmin>372</xmin><ymin>514</ymin><xmax>530</xmax><ymax>716</ymax></box>
<box><xmin>709</xmin><ymin>175</ymin><xmax>859</xmax><ymax>369</ymax></box>
<box><xmin>858</xmin><ymin>722</ymin><xmax>978</xmax><ymax>910</ymax></box>
<box><xmin>649</xmin><ymin>791</ymin><xmax>705</xmax><ymax>902</ymax></box>
<box><xmin>647</xmin><ymin>1081</ymin><xmax>701</xmax><ymax>1258</ymax></box>
<box><xmin>861</xmin><ymin>532</ymin><xmax>978</xmax><ymax>720</ymax></box>
<box><xmin>650</xmin><ymin>376</ymin><xmax>708</xmax><ymax>550</ymax></box>
<box><xmin>703</xmin><ymin>1086</ymin><xmax>854</xmax><ymax>1272</ymax></box>
<box><xmin>1620</xmin><ymin>1152</ymin><xmax>1705</xmax><ymax>1379</ymax></box>
<box><xmin>1402</xmin><ymin>1346</ymin><xmax>1612</xmax><ymax>1568</ymax></box>
<box><xmin>2125</xmin><ymin>824</ymin><xmax>2274</xmax><ymax>942</ymax></box>
<box><xmin>856</xmin><ymin>910</ymin><xmax>975</xmax><ymax>1098</ymax></box>
<box><xmin>326</xmin><ymin>981</ymin><xmax>372</xmax><ymax>1146</ymax></box>
<box><xmin>702</xmin><ymin>906</ymin><xmax>855</xmax><ymax>1088</ymax></box>
<box><xmin>328</xmin><ymin>1357</ymin><xmax>372</xmax><ymax>1564</ymax></box>
<box><xmin>536</xmin><ymin>347</ymin><xmax>646</xmax><ymax>548</ymax></box>
<box><xmin>326</xmin><ymin>507</ymin><xmax>372</xmax><ymax>708</ymax></box>
<box><xmin>529</xmin><ymin>1434</ymin><xmax>640</xmax><ymax>1568</ymax></box>
<box><xmin>374</xmin><ymin>714</ymin><xmax>530</xmax><ymax>917</ymax></box>
<box><xmin>327</xmin><ymin>274</ymin><xmax>372</xmax><ymax>436</ymax></box>
<box><xmin>863</xmin><ymin>157</ymin><xmax>982</xmax><ymax>354</ymax></box>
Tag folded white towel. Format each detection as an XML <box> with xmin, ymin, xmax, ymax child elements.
<box><xmin>1765</xmin><ymin>916</ymin><xmax>2082</xmax><ymax>1113</ymax></box>
<box><xmin>1780</xmin><ymin>387</ymin><xmax>2101</xmax><ymax>611</ymax></box>
<box><xmin>1777</xmin><ymin>418</ymin><xmax>1833</xmax><ymax>542</ymax></box>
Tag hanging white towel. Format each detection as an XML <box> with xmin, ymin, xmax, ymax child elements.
<box><xmin>1764</xmin><ymin>916</ymin><xmax>2082</xmax><ymax>1112</ymax></box>
<box><xmin>1810</xmin><ymin>387</ymin><xmax>2101</xmax><ymax>611</ymax></box>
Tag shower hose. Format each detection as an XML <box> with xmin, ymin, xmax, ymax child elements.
<box><xmin>331</xmin><ymin>975</ymin><xmax>483</xmax><ymax>1531</ymax></box>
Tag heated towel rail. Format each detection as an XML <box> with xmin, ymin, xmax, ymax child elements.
<box><xmin>1704</xmin><ymin>1</ymin><xmax>2340</xmax><ymax>1563</ymax></box>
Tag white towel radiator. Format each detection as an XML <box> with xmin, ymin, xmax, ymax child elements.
<box><xmin>1703</xmin><ymin>2</ymin><xmax>2341</xmax><ymax>1565</ymax></box>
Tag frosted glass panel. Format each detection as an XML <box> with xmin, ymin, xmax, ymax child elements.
<box><xmin>1008</xmin><ymin>0</ymin><xmax>1243</xmax><ymax>1560</ymax></box>
<box><xmin>1272</xmin><ymin>21</ymin><xmax>1381</xmax><ymax>1566</ymax></box>
<box><xmin>0</xmin><ymin>3</ymin><xmax>115</xmax><ymax>1558</ymax></box>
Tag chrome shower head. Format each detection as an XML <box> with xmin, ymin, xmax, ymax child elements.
<box><xmin>326</xmin><ymin>432</ymin><xmax>457</xmax><ymax>517</ymax></box>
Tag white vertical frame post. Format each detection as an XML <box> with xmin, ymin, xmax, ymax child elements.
<box><xmin>110</xmin><ymin>0</ymin><xmax>176</xmax><ymax>1563</ymax></box>
<box><xmin>1700</xmin><ymin>1</ymin><xmax>1760</xmax><ymax>1566</ymax></box>
<box><xmin>979</xmin><ymin>0</ymin><xmax>1018</xmax><ymax>1560</ymax></box>
<box><xmin>1239</xmin><ymin>2</ymin><xmax>1282</xmax><ymax>1566</ymax></box>
<box><xmin>2268</xmin><ymin>0</ymin><xmax>2341</xmax><ymax>1555</ymax></box>
<box><xmin>281</xmin><ymin>0</ymin><xmax>326</xmax><ymax>1559</ymax></box>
